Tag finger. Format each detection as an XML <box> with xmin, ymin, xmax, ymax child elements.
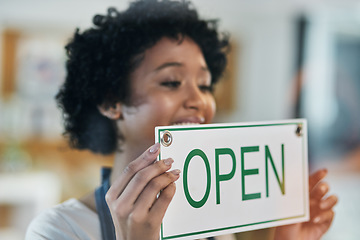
<box><xmin>309</xmin><ymin>169</ymin><xmax>328</xmax><ymax>190</ymax></box>
<box><xmin>107</xmin><ymin>142</ymin><xmax>160</xmax><ymax>201</ymax></box>
<box><xmin>117</xmin><ymin>158</ymin><xmax>175</xmax><ymax>206</ymax></box>
<box><xmin>313</xmin><ymin>210</ymin><xmax>335</xmax><ymax>224</ymax></box>
<box><xmin>149</xmin><ymin>181</ymin><xmax>177</xmax><ymax>223</ymax></box>
<box><xmin>320</xmin><ymin>195</ymin><xmax>338</xmax><ymax>210</ymax></box>
<box><xmin>309</xmin><ymin>191</ymin><xmax>336</xmax><ymax>219</ymax></box>
<box><xmin>132</xmin><ymin>169</ymin><xmax>180</xmax><ymax>215</ymax></box>
<box><xmin>310</xmin><ymin>182</ymin><xmax>329</xmax><ymax>200</ymax></box>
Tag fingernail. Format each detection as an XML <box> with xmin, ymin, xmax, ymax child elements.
<box><xmin>164</xmin><ymin>158</ymin><xmax>174</xmax><ymax>166</ymax></box>
<box><xmin>149</xmin><ymin>142</ymin><xmax>160</xmax><ymax>154</ymax></box>
<box><xmin>313</xmin><ymin>216</ymin><xmax>320</xmax><ymax>223</ymax></box>
<box><xmin>171</xmin><ymin>169</ymin><xmax>181</xmax><ymax>175</ymax></box>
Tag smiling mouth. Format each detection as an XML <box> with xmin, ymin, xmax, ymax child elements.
<box><xmin>172</xmin><ymin>122</ymin><xmax>201</xmax><ymax>126</ymax></box>
<box><xmin>171</xmin><ymin>117</ymin><xmax>205</xmax><ymax>126</ymax></box>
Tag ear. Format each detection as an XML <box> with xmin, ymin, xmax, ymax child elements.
<box><xmin>97</xmin><ymin>102</ymin><xmax>122</xmax><ymax>120</ymax></box>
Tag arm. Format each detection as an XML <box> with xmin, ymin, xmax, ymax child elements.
<box><xmin>274</xmin><ymin>169</ymin><xmax>338</xmax><ymax>240</ymax></box>
<box><xmin>105</xmin><ymin>143</ymin><xmax>180</xmax><ymax>240</ymax></box>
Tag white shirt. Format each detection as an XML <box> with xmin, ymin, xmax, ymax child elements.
<box><xmin>25</xmin><ymin>198</ymin><xmax>101</xmax><ymax>240</ymax></box>
<box><xmin>25</xmin><ymin>198</ymin><xmax>236</xmax><ymax>240</ymax></box>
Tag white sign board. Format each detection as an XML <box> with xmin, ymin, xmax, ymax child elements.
<box><xmin>155</xmin><ymin>119</ymin><xmax>309</xmax><ymax>240</ymax></box>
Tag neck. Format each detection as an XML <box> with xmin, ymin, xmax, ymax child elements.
<box><xmin>110</xmin><ymin>143</ymin><xmax>146</xmax><ymax>185</ymax></box>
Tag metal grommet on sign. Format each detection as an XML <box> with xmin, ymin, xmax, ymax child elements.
<box><xmin>161</xmin><ymin>130</ymin><xmax>173</xmax><ymax>147</ymax></box>
<box><xmin>295</xmin><ymin>124</ymin><xmax>303</xmax><ymax>137</ymax></box>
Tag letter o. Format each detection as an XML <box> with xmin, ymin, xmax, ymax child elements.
<box><xmin>183</xmin><ymin>149</ymin><xmax>211</xmax><ymax>208</ymax></box>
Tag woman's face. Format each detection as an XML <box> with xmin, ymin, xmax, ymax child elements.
<box><xmin>119</xmin><ymin>37</ymin><xmax>216</xmax><ymax>156</ymax></box>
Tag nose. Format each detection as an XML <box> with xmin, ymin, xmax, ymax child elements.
<box><xmin>184</xmin><ymin>83</ymin><xmax>206</xmax><ymax>111</ymax></box>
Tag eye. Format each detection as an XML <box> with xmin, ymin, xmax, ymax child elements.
<box><xmin>160</xmin><ymin>80</ymin><xmax>182</xmax><ymax>89</ymax></box>
<box><xmin>199</xmin><ymin>84</ymin><xmax>214</xmax><ymax>93</ymax></box>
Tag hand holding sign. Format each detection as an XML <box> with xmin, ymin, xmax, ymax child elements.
<box><xmin>274</xmin><ymin>169</ymin><xmax>338</xmax><ymax>240</ymax></box>
<box><xmin>104</xmin><ymin>119</ymin><xmax>337</xmax><ymax>240</ymax></box>
<box><xmin>105</xmin><ymin>143</ymin><xmax>180</xmax><ymax>240</ymax></box>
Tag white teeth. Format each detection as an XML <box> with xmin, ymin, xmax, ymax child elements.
<box><xmin>172</xmin><ymin>122</ymin><xmax>200</xmax><ymax>126</ymax></box>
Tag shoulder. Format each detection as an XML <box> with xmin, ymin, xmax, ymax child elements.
<box><xmin>25</xmin><ymin>198</ymin><xmax>101</xmax><ymax>240</ymax></box>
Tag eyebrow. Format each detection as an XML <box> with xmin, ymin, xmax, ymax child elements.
<box><xmin>154</xmin><ymin>62</ymin><xmax>183</xmax><ymax>72</ymax></box>
<box><xmin>153</xmin><ymin>61</ymin><xmax>209</xmax><ymax>72</ymax></box>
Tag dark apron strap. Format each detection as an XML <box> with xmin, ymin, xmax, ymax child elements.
<box><xmin>95</xmin><ymin>167</ymin><xmax>116</xmax><ymax>240</ymax></box>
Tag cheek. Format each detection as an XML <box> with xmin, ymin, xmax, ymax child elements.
<box><xmin>206</xmin><ymin>95</ymin><xmax>216</xmax><ymax>122</ymax></box>
<box><xmin>142</xmin><ymin>94</ymin><xmax>179</xmax><ymax>123</ymax></box>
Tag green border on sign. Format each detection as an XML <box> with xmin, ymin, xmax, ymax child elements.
<box><xmin>157</xmin><ymin>122</ymin><xmax>307</xmax><ymax>240</ymax></box>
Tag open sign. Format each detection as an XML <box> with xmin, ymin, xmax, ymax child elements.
<box><xmin>155</xmin><ymin>119</ymin><xmax>309</xmax><ymax>240</ymax></box>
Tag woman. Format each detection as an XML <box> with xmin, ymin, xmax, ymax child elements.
<box><xmin>26</xmin><ymin>0</ymin><xmax>337</xmax><ymax>239</ymax></box>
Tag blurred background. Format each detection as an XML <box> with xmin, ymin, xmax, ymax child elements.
<box><xmin>0</xmin><ymin>0</ymin><xmax>359</xmax><ymax>239</ymax></box>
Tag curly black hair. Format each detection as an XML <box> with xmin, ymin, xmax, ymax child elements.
<box><xmin>56</xmin><ymin>0</ymin><xmax>230</xmax><ymax>155</ymax></box>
